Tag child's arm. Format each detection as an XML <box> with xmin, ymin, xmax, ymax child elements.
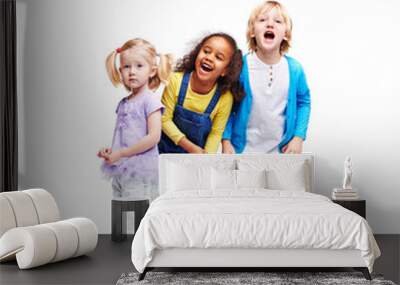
<box><xmin>178</xmin><ymin>137</ymin><xmax>206</xmax><ymax>154</ymax></box>
<box><xmin>204</xmin><ymin>92</ymin><xmax>233</xmax><ymax>153</ymax></box>
<box><xmin>283</xmin><ymin>67</ymin><xmax>311</xmax><ymax>154</ymax></box>
<box><xmin>161</xmin><ymin>74</ymin><xmax>188</xmax><ymax>144</ymax></box>
<box><xmin>294</xmin><ymin>69</ymin><xmax>311</xmax><ymax>140</ymax></box>
<box><xmin>161</xmin><ymin>73</ymin><xmax>206</xmax><ymax>153</ymax></box>
<box><xmin>221</xmin><ymin>114</ymin><xmax>235</xmax><ymax>154</ymax></box>
<box><xmin>105</xmin><ymin>110</ymin><xmax>162</xmax><ymax>164</ymax></box>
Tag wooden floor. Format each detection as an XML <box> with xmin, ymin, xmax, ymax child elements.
<box><xmin>0</xmin><ymin>235</ymin><xmax>398</xmax><ymax>285</ymax></box>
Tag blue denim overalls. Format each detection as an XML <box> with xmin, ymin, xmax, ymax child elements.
<box><xmin>159</xmin><ymin>72</ymin><xmax>222</xmax><ymax>153</ymax></box>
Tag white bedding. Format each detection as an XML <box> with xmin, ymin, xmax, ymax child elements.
<box><xmin>131</xmin><ymin>190</ymin><xmax>380</xmax><ymax>273</ymax></box>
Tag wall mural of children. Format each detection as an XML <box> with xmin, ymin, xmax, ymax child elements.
<box><xmin>98</xmin><ymin>38</ymin><xmax>173</xmax><ymax>202</ymax></box>
<box><xmin>158</xmin><ymin>32</ymin><xmax>244</xmax><ymax>154</ymax></box>
<box><xmin>222</xmin><ymin>0</ymin><xmax>311</xmax><ymax>154</ymax></box>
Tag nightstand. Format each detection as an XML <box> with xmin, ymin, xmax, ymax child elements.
<box><xmin>332</xmin><ymin>199</ymin><xmax>366</xmax><ymax>219</ymax></box>
<box><xmin>111</xmin><ymin>200</ymin><xmax>149</xmax><ymax>242</ymax></box>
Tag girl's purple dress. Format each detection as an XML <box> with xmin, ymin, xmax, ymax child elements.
<box><xmin>102</xmin><ymin>90</ymin><xmax>163</xmax><ymax>201</ymax></box>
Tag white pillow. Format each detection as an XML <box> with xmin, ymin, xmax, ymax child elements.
<box><xmin>211</xmin><ymin>168</ymin><xmax>268</xmax><ymax>191</ymax></box>
<box><xmin>166</xmin><ymin>162</ymin><xmax>212</xmax><ymax>192</ymax></box>
<box><xmin>237</xmin><ymin>159</ymin><xmax>310</xmax><ymax>192</ymax></box>
<box><xmin>236</xmin><ymin>169</ymin><xmax>267</xmax><ymax>189</ymax></box>
<box><xmin>211</xmin><ymin>168</ymin><xmax>236</xmax><ymax>191</ymax></box>
<box><xmin>266</xmin><ymin>162</ymin><xmax>308</xmax><ymax>191</ymax></box>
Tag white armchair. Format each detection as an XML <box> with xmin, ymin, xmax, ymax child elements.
<box><xmin>0</xmin><ymin>188</ymin><xmax>98</xmax><ymax>269</ymax></box>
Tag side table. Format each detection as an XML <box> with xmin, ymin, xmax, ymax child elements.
<box><xmin>332</xmin><ymin>199</ymin><xmax>366</xmax><ymax>219</ymax></box>
<box><xmin>111</xmin><ymin>200</ymin><xmax>149</xmax><ymax>241</ymax></box>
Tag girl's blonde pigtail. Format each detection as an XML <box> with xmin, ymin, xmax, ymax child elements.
<box><xmin>148</xmin><ymin>53</ymin><xmax>173</xmax><ymax>90</ymax></box>
<box><xmin>105</xmin><ymin>50</ymin><xmax>121</xmax><ymax>87</ymax></box>
<box><xmin>157</xmin><ymin>53</ymin><xmax>174</xmax><ymax>85</ymax></box>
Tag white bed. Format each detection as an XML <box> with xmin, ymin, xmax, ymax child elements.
<box><xmin>131</xmin><ymin>154</ymin><xmax>380</xmax><ymax>280</ymax></box>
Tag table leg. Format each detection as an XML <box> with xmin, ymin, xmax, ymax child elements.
<box><xmin>111</xmin><ymin>200</ymin><xmax>126</xmax><ymax>241</ymax></box>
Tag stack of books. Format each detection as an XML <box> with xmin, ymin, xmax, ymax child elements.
<box><xmin>332</xmin><ymin>188</ymin><xmax>359</xmax><ymax>200</ymax></box>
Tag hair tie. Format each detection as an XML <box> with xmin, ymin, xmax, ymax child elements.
<box><xmin>116</xmin><ymin>47</ymin><xmax>122</xmax><ymax>53</ymax></box>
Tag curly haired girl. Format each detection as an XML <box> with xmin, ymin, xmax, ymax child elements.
<box><xmin>159</xmin><ymin>32</ymin><xmax>244</xmax><ymax>154</ymax></box>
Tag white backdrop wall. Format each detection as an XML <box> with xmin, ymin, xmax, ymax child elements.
<box><xmin>16</xmin><ymin>0</ymin><xmax>400</xmax><ymax>234</ymax></box>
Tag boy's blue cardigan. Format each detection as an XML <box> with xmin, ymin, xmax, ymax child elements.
<box><xmin>222</xmin><ymin>54</ymin><xmax>311</xmax><ymax>153</ymax></box>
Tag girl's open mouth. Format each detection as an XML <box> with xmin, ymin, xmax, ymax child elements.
<box><xmin>200</xmin><ymin>62</ymin><xmax>213</xmax><ymax>73</ymax></box>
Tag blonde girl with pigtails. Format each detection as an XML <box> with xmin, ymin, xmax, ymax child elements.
<box><xmin>98</xmin><ymin>38</ymin><xmax>173</xmax><ymax>203</ymax></box>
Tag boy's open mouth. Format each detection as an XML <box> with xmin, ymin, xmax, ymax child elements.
<box><xmin>264</xmin><ymin>31</ymin><xmax>275</xmax><ymax>40</ymax></box>
<box><xmin>200</xmin><ymin>62</ymin><xmax>213</xmax><ymax>73</ymax></box>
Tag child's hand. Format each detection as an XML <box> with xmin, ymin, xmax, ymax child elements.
<box><xmin>178</xmin><ymin>137</ymin><xmax>206</xmax><ymax>154</ymax></box>
<box><xmin>222</xmin><ymin>140</ymin><xmax>235</xmax><ymax>154</ymax></box>
<box><xmin>190</xmin><ymin>146</ymin><xmax>206</xmax><ymax>154</ymax></box>
<box><xmin>105</xmin><ymin>150</ymin><xmax>122</xmax><ymax>164</ymax></box>
<box><xmin>282</xmin><ymin>137</ymin><xmax>303</xmax><ymax>154</ymax></box>
<box><xmin>97</xmin><ymin>147</ymin><xmax>111</xmax><ymax>158</ymax></box>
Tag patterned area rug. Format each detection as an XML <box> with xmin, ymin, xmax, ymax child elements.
<box><xmin>116</xmin><ymin>271</ymin><xmax>396</xmax><ymax>285</ymax></box>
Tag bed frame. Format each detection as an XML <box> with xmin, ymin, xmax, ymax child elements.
<box><xmin>138</xmin><ymin>154</ymin><xmax>371</xmax><ymax>280</ymax></box>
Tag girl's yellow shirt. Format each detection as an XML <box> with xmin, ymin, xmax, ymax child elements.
<box><xmin>161</xmin><ymin>72</ymin><xmax>233</xmax><ymax>153</ymax></box>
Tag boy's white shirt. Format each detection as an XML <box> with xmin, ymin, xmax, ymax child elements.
<box><xmin>244</xmin><ymin>52</ymin><xmax>289</xmax><ymax>153</ymax></box>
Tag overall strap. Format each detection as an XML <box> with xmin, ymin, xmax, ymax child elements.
<box><xmin>177</xmin><ymin>72</ymin><xmax>191</xmax><ymax>106</ymax></box>
<box><xmin>204</xmin><ymin>87</ymin><xmax>222</xmax><ymax>115</ymax></box>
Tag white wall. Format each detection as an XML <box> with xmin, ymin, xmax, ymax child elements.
<box><xmin>17</xmin><ymin>0</ymin><xmax>400</xmax><ymax>233</ymax></box>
